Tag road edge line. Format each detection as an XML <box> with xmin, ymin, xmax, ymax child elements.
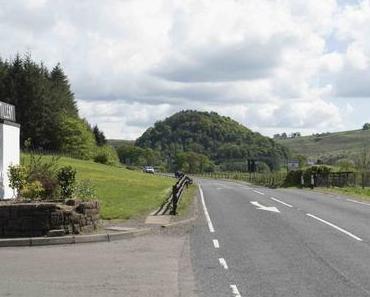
<box><xmin>306</xmin><ymin>213</ymin><xmax>363</xmax><ymax>241</ymax></box>
<box><xmin>199</xmin><ymin>185</ymin><xmax>215</xmax><ymax>233</ymax></box>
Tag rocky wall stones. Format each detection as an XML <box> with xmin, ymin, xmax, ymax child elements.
<box><xmin>0</xmin><ymin>200</ymin><xmax>100</xmax><ymax>238</ymax></box>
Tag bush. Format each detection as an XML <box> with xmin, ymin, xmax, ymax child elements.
<box><xmin>26</xmin><ymin>153</ymin><xmax>60</xmax><ymax>199</ymax></box>
<box><xmin>284</xmin><ymin>169</ymin><xmax>303</xmax><ymax>187</ymax></box>
<box><xmin>93</xmin><ymin>145</ymin><xmax>119</xmax><ymax>166</ymax></box>
<box><xmin>94</xmin><ymin>153</ymin><xmax>108</xmax><ymax>164</ymax></box>
<box><xmin>8</xmin><ymin>165</ymin><xmax>28</xmax><ymax>198</ymax></box>
<box><xmin>57</xmin><ymin>166</ymin><xmax>76</xmax><ymax>199</ymax></box>
<box><xmin>74</xmin><ymin>179</ymin><xmax>96</xmax><ymax>201</ymax></box>
<box><xmin>283</xmin><ymin>165</ymin><xmax>332</xmax><ymax>187</ymax></box>
<box><xmin>21</xmin><ymin>180</ymin><xmax>44</xmax><ymax>200</ymax></box>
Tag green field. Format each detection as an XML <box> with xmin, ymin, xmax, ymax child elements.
<box><xmin>277</xmin><ymin>129</ymin><xmax>370</xmax><ymax>160</ymax></box>
<box><xmin>22</xmin><ymin>154</ymin><xmax>174</xmax><ymax>220</ymax></box>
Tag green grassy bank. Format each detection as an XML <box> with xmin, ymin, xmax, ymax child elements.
<box><xmin>21</xmin><ymin>154</ymin><xmax>174</xmax><ymax>220</ymax></box>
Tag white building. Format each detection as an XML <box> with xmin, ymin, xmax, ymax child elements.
<box><xmin>0</xmin><ymin>102</ymin><xmax>20</xmax><ymax>199</ymax></box>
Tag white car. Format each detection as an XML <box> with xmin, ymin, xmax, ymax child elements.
<box><xmin>143</xmin><ymin>166</ymin><xmax>155</xmax><ymax>174</ymax></box>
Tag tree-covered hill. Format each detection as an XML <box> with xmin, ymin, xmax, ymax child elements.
<box><xmin>135</xmin><ymin>110</ymin><xmax>289</xmax><ymax>170</ymax></box>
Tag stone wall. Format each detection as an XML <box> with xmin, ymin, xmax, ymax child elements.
<box><xmin>0</xmin><ymin>200</ymin><xmax>100</xmax><ymax>238</ymax></box>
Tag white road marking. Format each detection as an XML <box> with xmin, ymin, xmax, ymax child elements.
<box><xmin>250</xmin><ymin>201</ymin><xmax>280</xmax><ymax>213</ymax></box>
<box><xmin>230</xmin><ymin>284</ymin><xmax>242</xmax><ymax>297</ymax></box>
<box><xmin>270</xmin><ymin>197</ymin><xmax>293</xmax><ymax>208</ymax></box>
<box><xmin>253</xmin><ymin>190</ymin><xmax>265</xmax><ymax>195</ymax></box>
<box><xmin>306</xmin><ymin>213</ymin><xmax>363</xmax><ymax>241</ymax></box>
<box><xmin>219</xmin><ymin>258</ymin><xmax>228</xmax><ymax>269</ymax></box>
<box><xmin>199</xmin><ymin>185</ymin><xmax>215</xmax><ymax>233</ymax></box>
<box><xmin>213</xmin><ymin>239</ymin><xmax>220</xmax><ymax>249</ymax></box>
<box><xmin>347</xmin><ymin>199</ymin><xmax>370</xmax><ymax>207</ymax></box>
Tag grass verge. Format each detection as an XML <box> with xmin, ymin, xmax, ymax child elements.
<box><xmin>177</xmin><ymin>184</ymin><xmax>197</xmax><ymax>217</ymax></box>
<box><xmin>315</xmin><ymin>186</ymin><xmax>370</xmax><ymax>202</ymax></box>
<box><xmin>21</xmin><ymin>154</ymin><xmax>174</xmax><ymax>220</ymax></box>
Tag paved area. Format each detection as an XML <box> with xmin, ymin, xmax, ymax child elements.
<box><xmin>191</xmin><ymin>179</ymin><xmax>370</xmax><ymax>297</ymax></box>
<box><xmin>0</xmin><ymin>229</ymin><xmax>197</xmax><ymax>297</ymax></box>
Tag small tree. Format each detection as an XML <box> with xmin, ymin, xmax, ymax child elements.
<box><xmin>362</xmin><ymin>123</ymin><xmax>370</xmax><ymax>130</ymax></box>
<box><xmin>57</xmin><ymin>166</ymin><xmax>76</xmax><ymax>199</ymax></box>
<box><xmin>57</xmin><ymin>116</ymin><xmax>96</xmax><ymax>160</ymax></box>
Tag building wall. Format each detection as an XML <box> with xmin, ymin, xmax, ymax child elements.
<box><xmin>0</xmin><ymin>123</ymin><xmax>20</xmax><ymax>199</ymax></box>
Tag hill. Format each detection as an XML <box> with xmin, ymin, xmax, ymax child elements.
<box><xmin>276</xmin><ymin>129</ymin><xmax>370</xmax><ymax>162</ymax></box>
<box><xmin>22</xmin><ymin>154</ymin><xmax>174</xmax><ymax>220</ymax></box>
<box><xmin>135</xmin><ymin>110</ymin><xmax>289</xmax><ymax>170</ymax></box>
<box><xmin>108</xmin><ymin>139</ymin><xmax>135</xmax><ymax>148</ymax></box>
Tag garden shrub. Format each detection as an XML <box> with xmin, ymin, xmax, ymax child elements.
<box><xmin>8</xmin><ymin>165</ymin><xmax>28</xmax><ymax>198</ymax></box>
<box><xmin>26</xmin><ymin>154</ymin><xmax>60</xmax><ymax>199</ymax></box>
<box><xmin>57</xmin><ymin>166</ymin><xmax>76</xmax><ymax>199</ymax></box>
<box><xmin>21</xmin><ymin>180</ymin><xmax>44</xmax><ymax>200</ymax></box>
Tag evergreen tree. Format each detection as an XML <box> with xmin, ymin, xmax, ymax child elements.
<box><xmin>93</xmin><ymin>125</ymin><xmax>107</xmax><ymax>146</ymax></box>
<box><xmin>0</xmin><ymin>54</ymin><xmax>97</xmax><ymax>158</ymax></box>
<box><xmin>50</xmin><ymin>63</ymin><xmax>78</xmax><ymax>116</ymax></box>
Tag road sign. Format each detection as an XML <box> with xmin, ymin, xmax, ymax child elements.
<box><xmin>0</xmin><ymin>101</ymin><xmax>16</xmax><ymax>122</ymax></box>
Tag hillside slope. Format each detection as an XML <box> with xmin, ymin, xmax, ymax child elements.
<box><xmin>22</xmin><ymin>154</ymin><xmax>174</xmax><ymax>220</ymax></box>
<box><xmin>136</xmin><ymin>110</ymin><xmax>289</xmax><ymax>169</ymax></box>
<box><xmin>108</xmin><ymin>139</ymin><xmax>135</xmax><ymax>148</ymax></box>
<box><xmin>276</xmin><ymin>129</ymin><xmax>370</xmax><ymax>160</ymax></box>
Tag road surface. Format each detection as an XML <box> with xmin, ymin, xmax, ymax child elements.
<box><xmin>1</xmin><ymin>178</ymin><xmax>370</xmax><ymax>297</ymax></box>
<box><xmin>191</xmin><ymin>178</ymin><xmax>370</xmax><ymax>297</ymax></box>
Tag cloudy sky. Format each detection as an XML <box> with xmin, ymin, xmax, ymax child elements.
<box><xmin>1</xmin><ymin>0</ymin><xmax>370</xmax><ymax>139</ymax></box>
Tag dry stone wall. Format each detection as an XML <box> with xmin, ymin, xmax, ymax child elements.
<box><xmin>0</xmin><ymin>200</ymin><xmax>100</xmax><ymax>238</ymax></box>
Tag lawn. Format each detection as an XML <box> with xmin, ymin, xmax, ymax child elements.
<box><xmin>21</xmin><ymin>154</ymin><xmax>174</xmax><ymax>220</ymax></box>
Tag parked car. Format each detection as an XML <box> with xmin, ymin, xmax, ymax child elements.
<box><xmin>143</xmin><ymin>166</ymin><xmax>155</xmax><ymax>174</ymax></box>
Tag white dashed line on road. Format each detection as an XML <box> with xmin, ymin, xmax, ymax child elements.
<box><xmin>219</xmin><ymin>258</ymin><xmax>229</xmax><ymax>270</ymax></box>
<box><xmin>213</xmin><ymin>239</ymin><xmax>220</xmax><ymax>249</ymax></box>
<box><xmin>199</xmin><ymin>185</ymin><xmax>215</xmax><ymax>233</ymax></box>
<box><xmin>347</xmin><ymin>199</ymin><xmax>370</xmax><ymax>207</ymax></box>
<box><xmin>230</xmin><ymin>284</ymin><xmax>242</xmax><ymax>297</ymax></box>
<box><xmin>306</xmin><ymin>213</ymin><xmax>363</xmax><ymax>241</ymax></box>
<box><xmin>270</xmin><ymin>197</ymin><xmax>293</xmax><ymax>208</ymax></box>
<box><xmin>253</xmin><ymin>190</ymin><xmax>265</xmax><ymax>195</ymax></box>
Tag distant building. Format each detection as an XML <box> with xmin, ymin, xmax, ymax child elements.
<box><xmin>307</xmin><ymin>159</ymin><xmax>316</xmax><ymax>166</ymax></box>
<box><xmin>288</xmin><ymin>160</ymin><xmax>300</xmax><ymax>171</ymax></box>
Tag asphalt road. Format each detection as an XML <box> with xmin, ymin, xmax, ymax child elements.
<box><xmin>191</xmin><ymin>179</ymin><xmax>370</xmax><ymax>297</ymax></box>
<box><xmin>2</xmin><ymin>178</ymin><xmax>370</xmax><ymax>297</ymax></box>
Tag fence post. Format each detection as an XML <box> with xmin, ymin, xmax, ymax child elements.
<box><xmin>171</xmin><ymin>185</ymin><xmax>177</xmax><ymax>215</ymax></box>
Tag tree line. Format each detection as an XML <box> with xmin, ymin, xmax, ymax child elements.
<box><xmin>0</xmin><ymin>54</ymin><xmax>118</xmax><ymax>165</ymax></box>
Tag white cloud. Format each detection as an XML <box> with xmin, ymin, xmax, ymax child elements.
<box><xmin>0</xmin><ymin>0</ymin><xmax>368</xmax><ymax>139</ymax></box>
